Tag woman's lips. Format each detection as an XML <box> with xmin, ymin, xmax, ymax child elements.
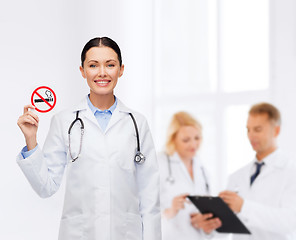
<box><xmin>94</xmin><ymin>80</ymin><xmax>111</xmax><ymax>87</ymax></box>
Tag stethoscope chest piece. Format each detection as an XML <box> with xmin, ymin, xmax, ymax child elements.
<box><xmin>134</xmin><ymin>151</ymin><xmax>145</xmax><ymax>164</ymax></box>
<box><xmin>166</xmin><ymin>176</ymin><xmax>175</xmax><ymax>184</ymax></box>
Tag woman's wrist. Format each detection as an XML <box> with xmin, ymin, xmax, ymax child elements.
<box><xmin>25</xmin><ymin>137</ymin><xmax>37</xmax><ymax>151</ymax></box>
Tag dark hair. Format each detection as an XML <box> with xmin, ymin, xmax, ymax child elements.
<box><xmin>81</xmin><ymin>37</ymin><xmax>122</xmax><ymax>67</ymax></box>
<box><xmin>249</xmin><ymin>102</ymin><xmax>281</xmax><ymax>126</ymax></box>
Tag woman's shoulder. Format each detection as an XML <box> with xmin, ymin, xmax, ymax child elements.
<box><xmin>116</xmin><ymin>98</ymin><xmax>149</xmax><ymax>126</ymax></box>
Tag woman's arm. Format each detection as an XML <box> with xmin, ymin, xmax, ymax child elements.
<box><xmin>17</xmin><ymin>111</ymin><xmax>67</xmax><ymax>198</ymax></box>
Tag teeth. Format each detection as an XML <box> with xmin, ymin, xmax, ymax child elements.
<box><xmin>96</xmin><ymin>81</ymin><xmax>109</xmax><ymax>84</ymax></box>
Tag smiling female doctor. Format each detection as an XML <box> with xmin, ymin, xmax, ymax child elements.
<box><xmin>16</xmin><ymin>37</ymin><xmax>161</xmax><ymax>240</ymax></box>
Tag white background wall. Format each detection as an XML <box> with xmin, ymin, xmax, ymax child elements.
<box><xmin>0</xmin><ymin>0</ymin><xmax>296</xmax><ymax>239</ymax></box>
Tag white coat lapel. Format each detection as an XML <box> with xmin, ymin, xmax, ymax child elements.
<box><xmin>173</xmin><ymin>153</ymin><xmax>194</xmax><ymax>186</ymax></box>
<box><xmin>71</xmin><ymin>97</ymin><xmax>101</xmax><ymax>129</ymax></box>
<box><xmin>254</xmin><ymin>150</ymin><xmax>283</xmax><ymax>183</ymax></box>
<box><xmin>105</xmin><ymin>99</ymin><xmax>132</xmax><ymax>133</ymax></box>
<box><xmin>192</xmin><ymin>157</ymin><xmax>207</xmax><ymax>193</ymax></box>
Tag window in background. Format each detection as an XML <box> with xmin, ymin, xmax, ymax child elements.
<box><xmin>225</xmin><ymin>105</ymin><xmax>254</xmax><ymax>175</ymax></box>
<box><xmin>219</xmin><ymin>0</ymin><xmax>270</xmax><ymax>176</ymax></box>
<box><xmin>220</xmin><ymin>0</ymin><xmax>269</xmax><ymax>92</ymax></box>
<box><xmin>153</xmin><ymin>0</ymin><xmax>270</xmax><ymax>192</ymax></box>
<box><xmin>154</xmin><ymin>0</ymin><xmax>215</xmax><ymax>96</ymax></box>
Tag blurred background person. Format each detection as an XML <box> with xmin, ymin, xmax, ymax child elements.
<box><xmin>158</xmin><ymin>111</ymin><xmax>221</xmax><ymax>240</ymax></box>
<box><xmin>220</xmin><ymin>103</ymin><xmax>296</xmax><ymax>239</ymax></box>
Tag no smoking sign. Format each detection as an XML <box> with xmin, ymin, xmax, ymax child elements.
<box><xmin>31</xmin><ymin>86</ymin><xmax>57</xmax><ymax>113</ymax></box>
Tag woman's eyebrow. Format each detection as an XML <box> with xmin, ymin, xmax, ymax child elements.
<box><xmin>87</xmin><ymin>60</ymin><xmax>99</xmax><ymax>63</ymax></box>
<box><xmin>87</xmin><ymin>59</ymin><xmax>116</xmax><ymax>63</ymax></box>
<box><xmin>106</xmin><ymin>59</ymin><xmax>116</xmax><ymax>62</ymax></box>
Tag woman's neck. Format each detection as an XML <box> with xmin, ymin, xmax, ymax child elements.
<box><xmin>180</xmin><ymin>155</ymin><xmax>194</xmax><ymax>180</ymax></box>
<box><xmin>180</xmin><ymin>156</ymin><xmax>193</xmax><ymax>167</ymax></box>
<box><xmin>89</xmin><ymin>92</ymin><xmax>115</xmax><ymax>110</ymax></box>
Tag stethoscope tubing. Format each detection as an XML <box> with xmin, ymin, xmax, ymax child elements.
<box><xmin>166</xmin><ymin>154</ymin><xmax>210</xmax><ymax>193</ymax></box>
<box><xmin>68</xmin><ymin>111</ymin><xmax>145</xmax><ymax>164</ymax></box>
<box><xmin>68</xmin><ymin>111</ymin><xmax>85</xmax><ymax>162</ymax></box>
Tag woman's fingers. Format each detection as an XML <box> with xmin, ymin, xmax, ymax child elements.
<box><xmin>24</xmin><ymin>115</ymin><xmax>39</xmax><ymax>126</ymax></box>
<box><xmin>19</xmin><ymin>108</ymin><xmax>39</xmax><ymax>124</ymax></box>
<box><xmin>18</xmin><ymin>116</ymin><xmax>37</xmax><ymax>127</ymax></box>
<box><xmin>23</xmin><ymin>104</ymin><xmax>36</xmax><ymax>114</ymax></box>
<box><xmin>25</xmin><ymin>111</ymin><xmax>39</xmax><ymax>123</ymax></box>
<box><xmin>172</xmin><ymin>194</ymin><xmax>189</xmax><ymax>210</ymax></box>
<box><xmin>18</xmin><ymin>112</ymin><xmax>39</xmax><ymax>127</ymax></box>
<box><xmin>178</xmin><ymin>193</ymin><xmax>189</xmax><ymax>199</ymax></box>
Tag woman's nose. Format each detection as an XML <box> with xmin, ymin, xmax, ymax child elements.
<box><xmin>190</xmin><ymin>140</ymin><xmax>198</xmax><ymax>148</ymax></box>
<box><xmin>97</xmin><ymin>66</ymin><xmax>107</xmax><ymax>77</ymax></box>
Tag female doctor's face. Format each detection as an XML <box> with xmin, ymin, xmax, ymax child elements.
<box><xmin>80</xmin><ymin>46</ymin><xmax>124</xmax><ymax>97</ymax></box>
<box><xmin>174</xmin><ymin>126</ymin><xmax>202</xmax><ymax>161</ymax></box>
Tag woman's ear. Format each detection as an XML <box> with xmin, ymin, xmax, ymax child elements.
<box><xmin>79</xmin><ymin>66</ymin><xmax>86</xmax><ymax>78</ymax></box>
<box><xmin>119</xmin><ymin>64</ymin><xmax>125</xmax><ymax>77</ymax></box>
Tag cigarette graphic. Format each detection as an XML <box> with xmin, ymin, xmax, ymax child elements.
<box><xmin>34</xmin><ymin>98</ymin><xmax>54</xmax><ymax>103</ymax></box>
<box><xmin>34</xmin><ymin>90</ymin><xmax>53</xmax><ymax>103</ymax></box>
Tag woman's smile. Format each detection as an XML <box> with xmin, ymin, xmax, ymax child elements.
<box><xmin>94</xmin><ymin>79</ymin><xmax>111</xmax><ymax>87</ymax></box>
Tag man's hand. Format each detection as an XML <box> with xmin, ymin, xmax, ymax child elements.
<box><xmin>219</xmin><ymin>190</ymin><xmax>244</xmax><ymax>213</ymax></box>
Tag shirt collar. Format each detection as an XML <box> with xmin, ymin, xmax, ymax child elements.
<box><xmin>253</xmin><ymin>148</ymin><xmax>280</xmax><ymax>166</ymax></box>
<box><xmin>87</xmin><ymin>94</ymin><xmax>117</xmax><ymax>115</ymax></box>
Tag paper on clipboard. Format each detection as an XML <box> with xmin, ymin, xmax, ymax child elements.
<box><xmin>188</xmin><ymin>196</ymin><xmax>251</xmax><ymax>234</ymax></box>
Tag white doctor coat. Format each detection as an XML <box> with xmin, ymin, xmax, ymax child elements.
<box><xmin>158</xmin><ymin>152</ymin><xmax>210</xmax><ymax>240</ymax></box>
<box><xmin>227</xmin><ymin>149</ymin><xmax>296</xmax><ymax>240</ymax></box>
<box><xmin>16</xmin><ymin>97</ymin><xmax>161</xmax><ymax>240</ymax></box>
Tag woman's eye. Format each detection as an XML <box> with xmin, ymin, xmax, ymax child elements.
<box><xmin>108</xmin><ymin>64</ymin><xmax>115</xmax><ymax>67</ymax></box>
<box><xmin>90</xmin><ymin>64</ymin><xmax>96</xmax><ymax>68</ymax></box>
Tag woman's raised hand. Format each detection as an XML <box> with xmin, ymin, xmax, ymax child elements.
<box><xmin>17</xmin><ymin>105</ymin><xmax>39</xmax><ymax>150</ymax></box>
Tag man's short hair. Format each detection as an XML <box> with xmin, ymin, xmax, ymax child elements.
<box><xmin>249</xmin><ymin>102</ymin><xmax>281</xmax><ymax>126</ymax></box>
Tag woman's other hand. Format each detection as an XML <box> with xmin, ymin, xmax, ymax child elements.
<box><xmin>163</xmin><ymin>193</ymin><xmax>189</xmax><ymax>219</ymax></box>
<box><xmin>190</xmin><ymin>212</ymin><xmax>222</xmax><ymax>234</ymax></box>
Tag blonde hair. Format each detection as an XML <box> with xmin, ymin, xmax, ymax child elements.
<box><xmin>249</xmin><ymin>102</ymin><xmax>281</xmax><ymax>126</ymax></box>
<box><xmin>165</xmin><ymin>111</ymin><xmax>202</xmax><ymax>155</ymax></box>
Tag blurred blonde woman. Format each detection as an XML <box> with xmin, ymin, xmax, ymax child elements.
<box><xmin>158</xmin><ymin>111</ymin><xmax>221</xmax><ymax>240</ymax></box>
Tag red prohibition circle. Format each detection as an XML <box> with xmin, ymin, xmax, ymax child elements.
<box><xmin>31</xmin><ymin>86</ymin><xmax>57</xmax><ymax>113</ymax></box>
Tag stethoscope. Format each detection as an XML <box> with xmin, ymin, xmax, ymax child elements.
<box><xmin>68</xmin><ymin>111</ymin><xmax>145</xmax><ymax>164</ymax></box>
<box><xmin>166</xmin><ymin>154</ymin><xmax>210</xmax><ymax>193</ymax></box>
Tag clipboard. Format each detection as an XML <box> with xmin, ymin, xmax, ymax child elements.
<box><xmin>188</xmin><ymin>196</ymin><xmax>251</xmax><ymax>234</ymax></box>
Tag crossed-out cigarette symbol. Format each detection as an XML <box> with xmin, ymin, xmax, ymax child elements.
<box><xmin>34</xmin><ymin>90</ymin><xmax>54</xmax><ymax>103</ymax></box>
